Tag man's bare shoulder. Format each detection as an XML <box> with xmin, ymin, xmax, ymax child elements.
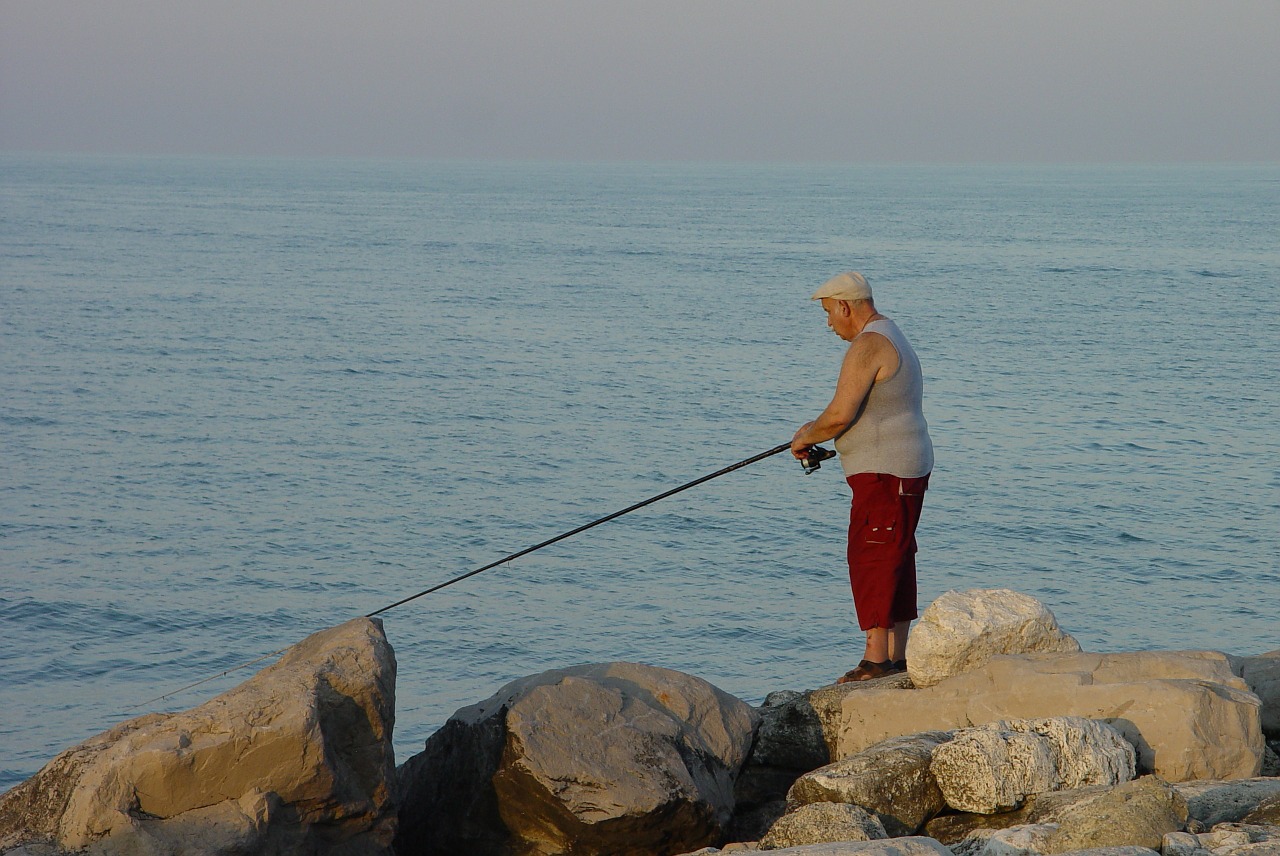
<box><xmin>851</xmin><ymin>328</ymin><xmax>900</xmax><ymax>378</ymax></box>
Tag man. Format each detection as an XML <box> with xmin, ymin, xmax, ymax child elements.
<box><xmin>791</xmin><ymin>272</ymin><xmax>934</xmax><ymax>683</ymax></box>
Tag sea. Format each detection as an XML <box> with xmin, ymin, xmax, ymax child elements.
<box><xmin>2</xmin><ymin>154</ymin><xmax>1278</xmax><ymax>791</ymax></box>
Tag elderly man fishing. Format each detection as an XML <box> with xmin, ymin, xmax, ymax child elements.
<box><xmin>791</xmin><ymin>272</ymin><xmax>935</xmax><ymax>684</ymax></box>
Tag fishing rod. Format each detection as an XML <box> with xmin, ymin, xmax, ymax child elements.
<box><xmin>128</xmin><ymin>441</ymin><xmax>835</xmax><ymax>709</ymax></box>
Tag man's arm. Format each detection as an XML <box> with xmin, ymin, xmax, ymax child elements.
<box><xmin>791</xmin><ymin>333</ymin><xmax>895</xmax><ymax>458</ymax></box>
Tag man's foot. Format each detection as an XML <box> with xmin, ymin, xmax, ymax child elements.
<box><xmin>836</xmin><ymin>659</ymin><xmax>906</xmax><ymax>684</ymax></box>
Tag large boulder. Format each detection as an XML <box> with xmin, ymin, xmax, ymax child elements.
<box><xmin>758</xmin><ymin>802</ymin><xmax>886</xmax><ymax>850</ymax></box>
<box><xmin>395</xmin><ymin>661</ymin><xmax>757</xmax><ymax>856</ymax></box>
<box><xmin>929</xmin><ymin>717</ymin><xmax>1135</xmax><ymax>814</ymax></box>
<box><xmin>906</xmin><ymin>589</ymin><xmax>1080</xmax><ymax>689</ymax></box>
<box><xmin>835</xmin><ymin>651</ymin><xmax>1264</xmax><ymax>782</ymax></box>
<box><xmin>787</xmin><ymin>732</ymin><xmax>951</xmax><ymax>835</ymax></box>
<box><xmin>0</xmin><ymin>618</ymin><xmax>397</xmax><ymax>855</ymax></box>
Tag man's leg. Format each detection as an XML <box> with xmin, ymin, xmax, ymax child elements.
<box><xmin>863</xmin><ymin>620</ymin><xmax>910</xmax><ymax>663</ymax></box>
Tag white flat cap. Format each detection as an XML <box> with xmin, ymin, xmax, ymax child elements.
<box><xmin>811</xmin><ymin>271</ymin><xmax>872</xmax><ymax>302</ymax></box>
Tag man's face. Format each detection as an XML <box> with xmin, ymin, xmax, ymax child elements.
<box><xmin>821</xmin><ymin>298</ymin><xmax>855</xmax><ymax>341</ymax></box>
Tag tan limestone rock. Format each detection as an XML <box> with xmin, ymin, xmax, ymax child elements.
<box><xmin>836</xmin><ymin>651</ymin><xmax>1263</xmax><ymax>783</ymax></box>
<box><xmin>787</xmin><ymin>732</ymin><xmax>951</xmax><ymax>835</ymax></box>
<box><xmin>1039</xmin><ymin>775</ymin><xmax>1188</xmax><ymax>852</ymax></box>
<box><xmin>759</xmin><ymin>802</ymin><xmax>886</xmax><ymax>850</ymax></box>
<box><xmin>906</xmin><ymin>589</ymin><xmax>1081</xmax><ymax>689</ymax></box>
<box><xmin>0</xmin><ymin>617</ymin><xmax>397</xmax><ymax>855</ymax></box>
<box><xmin>930</xmin><ymin>718</ymin><xmax>1134</xmax><ymax>814</ymax></box>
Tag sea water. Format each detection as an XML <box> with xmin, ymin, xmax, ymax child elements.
<box><xmin>2</xmin><ymin>155</ymin><xmax>1278</xmax><ymax>790</ymax></box>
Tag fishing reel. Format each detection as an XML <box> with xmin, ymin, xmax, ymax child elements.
<box><xmin>799</xmin><ymin>445</ymin><xmax>836</xmax><ymax>475</ymax></box>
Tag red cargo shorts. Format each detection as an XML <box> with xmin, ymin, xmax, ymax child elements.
<box><xmin>845</xmin><ymin>472</ymin><xmax>930</xmax><ymax>631</ymax></box>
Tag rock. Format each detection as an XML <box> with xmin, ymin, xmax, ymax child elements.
<box><xmin>905</xmin><ymin>589</ymin><xmax>1081</xmax><ymax>689</ymax></box>
<box><xmin>1089</xmin><ymin>820</ymin><xmax>1280</xmax><ymax>856</ymax></box>
<box><xmin>836</xmin><ymin>651</ymin><xmax>1264</xmax><ymax>782</ymax></box>
<box><xmin>949</xmin><ymin>828</ymin><xmax>1000</xmax><ymax>856</ymax></box>
<box><xmin>752</xmin><ymin>691</ymin><xmax>830</xmax><ymax>771</ymax></box>
<box><xmin>787</xmin><ymin>732</ymin><xmax>951</xmax><ymax>835</ymax></box>
<box><xmin>1160</xmin><ymin>831</ymin><xmax>1207</xmax><ymax>856</ymax></box>
<box><xmin>806</xmin><ymin>674</ymin><xmax>914</xmax><ymax>762</ymax></box>
<box><xmin>1226</xmin><ymin>844</ymin><xmax>1280</xmax><ymax>856</ymax></box>
<box><xmin>1036</xmin><ymin>775</ymin><xmax>1188</xmax><ymax>852</ymax></box>
<box><xmin>728</xmin><ymin>797</ymin><xmax>787</xmax><ymax>843</ymax></box>
<box><xmin>759</xmin><ymin>802</ymin><xmax>886</xmax><ymax>849</ymax></box>
<box><xmin>930</xmin><ymin>717</ymin><xmax>1135</xmax><ymax>814</ymax></box>
<box><xmin>0</xmin><ymin>617</ymin><xmax>397</xmax><ymax>856</ymax></box>
<box><xmin>734</xmin><ymin>690</ymin><xmax>830</xmax><ymax>826</ymax></box>
<box><xmin>977</xmin><ymin>822</ymin><xmax>1059</xmax><ymax>855</ymax></box>
<box><xmin>1208</xmin><ymin>821</ymin><xmax>1280</xmax><ymax>842</ymax></box>
<box><xmin>1039</xmin><ymin>844</ymin><xmax>1162</xmax><ymax>849</ymax></box>
<box><xmin>396</xmin><ymin>661</ymin><xmax>757</xmax><ymax>856</ymax></box>
<box><xmin>1238</xmin><ymin>652</ymin><xmax>1280</xmax><ymax>739</ymax></box>
<box><xmin>1245</xmin><ymin>793</ymin><xmax>1280</xmax><ymax>825</ymax></box>
<box><xmin>1172</xmin><ymin>778</ymin><xmax>1280</xmax><ymax>826</ymax></box>
<box><xmin>926</xmin><ymin>807</ymin><xmax>1035</xmax><ymax>845</ymax></box>
<box><xmin>719</xmin><ymin>839</ymin><xmax>954</xmax><ymax>855</ymax></box>
<box><xmin>1264</xmin><ymin>744</ymin><xmax>1280</xmax><ymax>777</ymax></box>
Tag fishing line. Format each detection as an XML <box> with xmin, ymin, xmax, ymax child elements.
<box><xmin>128</xmin><ymin>441</ymin><xmax>822</xmax><ymax>710</ymax></box>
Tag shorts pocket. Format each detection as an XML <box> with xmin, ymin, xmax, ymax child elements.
<box><xmin>861</xmin><ymin>511</ymin><xmax>901</xmax><ymax>546</ymax></box>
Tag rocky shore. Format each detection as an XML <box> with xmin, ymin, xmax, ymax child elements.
<box><xmin>2</xmin><ymin>588</ymin><xmax>1278</xmax><ymax>856</ymax></box>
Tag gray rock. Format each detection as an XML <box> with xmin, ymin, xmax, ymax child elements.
<box><xmin>1173</xmin><ymin>778</ymin><xmax>1280</xmax><ymax>827</ymax></box>
<box><xmin>906</xmin><ymin>589</ymin><xmax>1081</xmax><ymax>689</ymax></box>
<box><xmin>787</xmin><ymin>732</ymin><xmax>951</xmax><ymax>835</ymax></box>
<box><xmin>734</xmin><ymin>690</ymin><xmax>831</xmax><ymax>826</ymax></box>
<box><xmin>930</xmin><ymin>718</ymin><xmax>1135</xmax><ymax>814</ymax></box>
<box><xmin>396</xmin><ymin>661</ymin><xmax>757</xmax><ymax>856</ymax></box>
<box><xmin>728</xmin><ymin>797</ymin><xmax>787</xmax><ymax>844</ymax></box>
<box><xmin>1264</xmin><ymin>744</ymin><xmax>1280</xmax><ymax>777</ymax></box>
<box><xmin>950</xmin><ymin>828</ymin><xmax>1000</xmax><ymax>856</ymax></box>
<box><xmin>759</xmin><ymin>802</ymin><xmax>886</xmax><ymax>850</ymax></box>
<box><xmin>1238</xmin><ymin>651</ymin><xmax>1280</xmax><ymax>739</ymax></box>
<box><xmin>752</xmin><ymin>690</ymin><xmax>829</xmax><ymax>771</ymax></box>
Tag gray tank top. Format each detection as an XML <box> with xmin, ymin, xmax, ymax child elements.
<box><xmin>834</xmin><ymin>318</ymin><xmax>934</xmax><ymax>478</ymax></box>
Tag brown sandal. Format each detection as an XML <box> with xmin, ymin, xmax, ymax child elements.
<box><xmin>836</xmin><ymin>659</ymin><xmax>899</xmax><ymax>684</ymax></box>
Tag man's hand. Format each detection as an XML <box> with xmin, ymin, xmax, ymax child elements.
<box><xmin>791</xmin><ymin>422</ymin><xmax>815</xmax><ymax>459</ymax></box>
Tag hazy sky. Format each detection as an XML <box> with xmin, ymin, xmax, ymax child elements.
<box><xmin>3</xmin><ymin>1</ymin><xmax>1277</xmax><ymax>162</ymax></box>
